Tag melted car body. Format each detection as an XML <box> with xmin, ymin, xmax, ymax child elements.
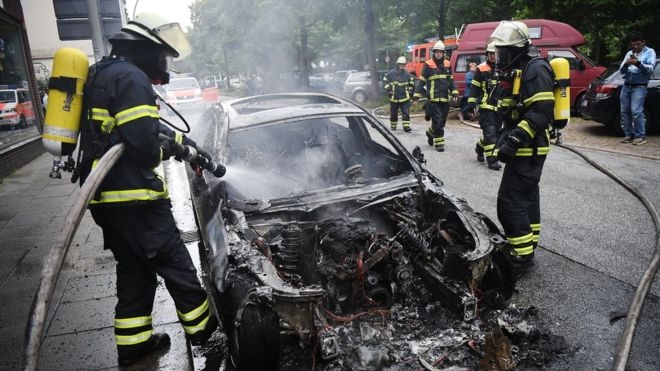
<box><xmin>186</xmin><ymin>93</ymin><xmax>515</xmax><ymax>369</ymax></box>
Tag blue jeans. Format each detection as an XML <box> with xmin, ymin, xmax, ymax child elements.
<box><xmin>620</xmin><ymin>85</ymin><xmax>647</xmax><ymax>138</ymax></box>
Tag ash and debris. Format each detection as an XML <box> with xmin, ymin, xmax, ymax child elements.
<box><xmin>275</xmin><ymin>303</ymin><xmax>576</xmax><ymax>371</ymax></box>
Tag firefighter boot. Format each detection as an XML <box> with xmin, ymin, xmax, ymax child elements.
<box><xmin>505</xmin><ymin>248</ymin><xmax>535</xmax><ymax>279</ymax></box>
<box><xmin>403</xmin><ymin>122</ymin><xmax>412</xmax><ymax>132</ymax></box>
<box><xmin>426</xmin><ymin>129</ymin><xmax>434</xmax><ymax>146</ymax></box>
<box><xmin>390</xmin><ymin>122</ymin><xmax>397</xmax><ymax>131</ymax></box>
<box><xmin>475</xmin><ymin>144</ymin><xmax>485</xmax><ymax>162</ymax></box>
<box><xmin>186</xmin><ymin>315</ymin><xmax>219</xmax><ymax>346</ymax></box>
<box><xmin>118</xmin><ymin>333</ymin><xmax>171</xmax><ymax>367</ymax></box>
<box><xmin>487</xmin><ymin>157</ymin><xmax>502</xmax><ymax>170</ymax></box>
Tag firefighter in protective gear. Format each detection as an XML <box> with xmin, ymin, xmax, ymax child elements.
<box><xmin>489</xmin><ymin>20</ymin><xmax>555</xmax><ymax>275</ymax></box>
<box><xmin>468</xmin><ymin>41</ymin><xmax>502</xmax><ymax>170</ymax></box>
<box><xmin>414</xmin><ymin>40</ymin><xmax>459</xmax><ymax>152</ymax></box>
<box><xmin>383</xmin><ymin>56</ymin><xmax>415</xmax><ymax>132</ymax></box>
<box><xmin>77</xmin><ymin>12</ymin><xmax>218</xmax><ymax>366</ymax></box>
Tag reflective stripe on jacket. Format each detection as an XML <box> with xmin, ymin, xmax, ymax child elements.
<box><xmin>414</xmin><ymin>58</ymin><xmax>458</xmax><ymax>102</ymax></box>
<box><xmin>383</xmin><ymin>68</ymin><xmax>414</xmax><ymax>102</ymax></box>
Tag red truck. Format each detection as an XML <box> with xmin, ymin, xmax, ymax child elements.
<box><xmin>449</xmin><ymin>19</ymin><xmax>605</xmax><ymax>112</ymax></box>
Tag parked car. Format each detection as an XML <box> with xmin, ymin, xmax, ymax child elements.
<box><xmin>186</xmin><ymin>93</ymin><xmax>516</xmax><ymax>370</ymax></box>
<box><xmin>164</xmin><ymin>76</ymin><xmax>203</xmax><ymax>112</ymax></box>
<box><xmin>0</xmin><ymin>88</ymin><xmax>35</xmax><ymax>129</ymax></box>
<box><xmin>580</xmin><ymin>58</ymin><xmax>660</xmax><ymax>135</ymax></box>
<box><xmin>341</xmin><ymin>70</ymin><xmax>387</xmax><ymax>104</ymax></box>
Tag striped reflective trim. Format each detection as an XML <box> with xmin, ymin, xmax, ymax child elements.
<box><xmin>518</xmin><ymin>120</ymin><xmax>535</xmax><ymax>138</ymax></box>
<box><xmin>500</xmin><ymin>98</ymin><xmax>515</xmax><ymax>107</ymax></box>
<box><xmin>471</xmin><ymin>80</ymin><xmax>482</xmax><ymax>88</ymax></box>
<box><xmin>115</xmin><ymin>316</ymin><xmax>152</xmax><ymax>329</ymax></box>
<box><xmin>478</xmin><ymin>103</ymin><xmax>497</xmax><ymax>110</ymax></box>
<box><xmin>183</xmin><ymin>315</ymin><xmax>210</xmax><ymax>335</ymax></box>
<box><xmin>483</xmin><ymin>143</ymin><xmax>495</xmax><ymax>151</ymax></box>
<box><xmin>115</xmin><ymin>105</ymin><xmax>159</xmax><ymax>126</ymax></box>
<box><xmin>174</xmin><ymin>131</ymin><xmax>183</xmax><ymax>144</ymax></box>
<box><xmin>177</xmin><ymin>299</ymin><xmax>209</xmax><ymax>322</ymax></box>
<box><xmin>116</xmin><ymin>330</ymin><xmax>153</xmax><ymax>346</ymax></box>
<box><xmin>515</xmin><ymin>147</ymin><xmax>549</xmax><ymax>156</ymax></box>
<box><xmin>433</xmin><ymin>137</ymin><xmax>445</xmax><ymax>145</ymax></box>
<box><xmin>89</xmin><ymin>187</ymin><xmax>169</xmax><ymax>204</ymax></box>
<box><xmin>428</xmin><ymin>74</ymin><xmax>450</xmax><ymax>80</ymax></box>
<box><xmin>507</xmin><ymin>233</ymin><xmax>533</xmax><ymax>246</ymax></box>
<box><xmin>523</xmin><ymin>91</ymin><xmax>554</xmax><ymax>108</ymax></box>
<box><xmin>91</xmin><ymin>108</ymin><xmax>116</xmax><ymax>134</ymax></box>
<box><xmin>514</xmin><ymin>245</ymin><xmax>535</xmax><ymax>256</ymax></box>
<box><xmin>42</xmin><ymin>125</ymin><xmax>78</xmax><ymax>144</ymax></box>
<box><xmin>531</xmin><ymin>223</ymin><xmax>541</xmax><ymax>232</ymax></box>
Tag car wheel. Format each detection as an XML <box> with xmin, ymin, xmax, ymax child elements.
<box><xmin>573</xmin><ymin>93</ymin><xmax>585</xmax><ymax>117</ymax></box>
<box><xmin>352</xmin><ymin>90</ymin><xmax>368</xmax><ymax>104</ymax></box>
<box><xmin>610</xmin><ymin>112</ymin><xmax>624</xmax><ymax>136</ymax></box>
<box><xmin>219</xmin><ymin>270</ymin><xmax>280</xmax><ymax>371</ymax></box>
<box><xmin>19</xmin><ymin>115</ymin><xmax>27</xmax><ymax>129</ymax></box>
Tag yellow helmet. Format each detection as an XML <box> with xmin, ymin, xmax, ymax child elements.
<box><xmin>121</xmin><ymin>12</ymin><xmax>192</xmax><ymax>60</ymax></box>
<box><xmin>488</xmin><ymin>21</ymin><xmax>530</xmax><ymax>48</ymax></box>
<box><xmin>432</xmin><ymin>41</ymin><xmax>446</xmax><ymax>51</ymax></box>
<box><xmin>396</xmin><ymin>56</ymin><xmax>407</xmax><ymax>64</ymax></box>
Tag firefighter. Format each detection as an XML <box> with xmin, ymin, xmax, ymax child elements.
<box><xmin>490</xmin><ymin>21</ymin><xmax>555</xmax><ymax>275</ymax></box>
<box><xmin>468</xmin><ymin>42</ymin><xmax>502</xmax><ymax>170</ymax></box>
<box><xmin>77</xmin><ymin>13</ymin><xmax>219</xmax><ymax>366</ymax></box>
<box><xmin>383</xmin><ymin>56</ymin><xmax>415</xmax><ymax>132</ymax></box>
<box><xmin>413</xmin><ymin>40</ymin><xmax>459</xmax><ymax>152</ymax></box>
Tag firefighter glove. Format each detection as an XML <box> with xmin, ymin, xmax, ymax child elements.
<box><xmin>497</xmin><ymin>136</ymin><xmax>520</xmax><ymax>163</ymax></box>
<box><xmin>160</xmin><ymin>136</ymin><xmax>176</xmax><ymax>160</ymax></box>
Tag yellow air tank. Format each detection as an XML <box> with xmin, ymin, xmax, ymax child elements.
<box><xmin>42</xmin><ymin>47</ymin><xmax>88</xmax><ymax>178</ymax></box>
<box><xmin>550</xmin><ymin>57</ymin><xmax>570</xmax><ymax>129</ymax></box>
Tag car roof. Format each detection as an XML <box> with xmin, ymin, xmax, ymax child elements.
<box><xmin>222</xmin><ymin>93</ymin><xmax>368</xmax><ymax>129</ymax></box>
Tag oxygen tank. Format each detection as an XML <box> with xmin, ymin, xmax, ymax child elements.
<box><xmin>550</xmin><ymin>57</ymin><xmax>570</xmax><ymax>130</ymax></box>
<box><xmin>42</xmin><ymin>47</ymin><xmax>89</xmax><ymax>178</ymax></box>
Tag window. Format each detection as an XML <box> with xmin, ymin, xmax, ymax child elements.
<box><xmin>455</xmin><ymin>54</ymin><xmax>486</xmax><ymax>73</ymax></box>
<box><xmin>547</xmin><ymin>50</ymin><xmax>580</xmax><ymax>70</ymax></box>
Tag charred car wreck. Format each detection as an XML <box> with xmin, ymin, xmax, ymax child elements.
<box><xmin>186</xmin><ymin>94</ymin><xmax>517</xmax><ymax>370</ymax></box>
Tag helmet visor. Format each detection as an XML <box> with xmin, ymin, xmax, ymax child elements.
<box><xmin>152</xmin><ymin>22</ymin><xmax>191</xmax><ymax>60</ymax></box>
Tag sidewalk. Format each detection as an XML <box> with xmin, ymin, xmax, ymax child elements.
<box><xmin>0</xmin><ymin>153</ymin><xmax>195</xmax><ymax>370</ymax></box>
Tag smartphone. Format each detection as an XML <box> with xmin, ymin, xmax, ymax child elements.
<box><xmin>630</xmin><ymin>54</ymin><xmax>637</xmax><ymax>59</ymax></box>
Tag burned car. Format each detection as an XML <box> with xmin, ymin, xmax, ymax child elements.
<box><xmin>186</xmin><ymin>93</ymin><xmax>516</xmax><ymax>370</ymax></box>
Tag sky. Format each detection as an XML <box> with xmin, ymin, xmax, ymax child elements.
<box><xmin>124</xmin><ymin>0</ymin><xmax>195</xmax><ymax>30</ymax></box>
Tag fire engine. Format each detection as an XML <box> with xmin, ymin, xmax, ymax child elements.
<box><xmin>405</xmin><ymin>36</ymin><xmax>459</xmax><ymax>78</ymax></box>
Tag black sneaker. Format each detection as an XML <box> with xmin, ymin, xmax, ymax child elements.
<box><xmin>186</xmin><ymin>315</ymin><xmax>219</xmax><ymax>346</ymax></box>
<box><xmin>118</xmin><ymin>333</ymin><xmax>171</xmax><ymax>367</ymax></box>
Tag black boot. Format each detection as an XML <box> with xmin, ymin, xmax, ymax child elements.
<box><xmin>475</xmin><ymin>144</ymin><xmax>484</xmax><ymax>162</ymax></box>
<box><xmin>426</xmin><ymin>130</ymin><xmax>433</xmax><ymax>146</ymax></box>
<box><xmin>118</xmin><ymin>333</ymin><xmax>171</xmax><ymax>367</ymax></box>
<box><xmin>506</xmin><ymin>251</ymin><xmax>535</xmax><ymax>279</ymax></box>
<box><xmin>186</xmin><ymin>315</ymin><xmax>219</xmax><ymax>346</ymax></box>
<box><xmin>487</xmin><ymin>158</ymin><xmax>501</xmax><ymax>170</ymax></box>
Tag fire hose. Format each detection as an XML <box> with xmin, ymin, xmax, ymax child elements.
<box><xmin>23</xmin><ymin>137</ymin><xmax>224</xmax><ymax>371</ymax></box>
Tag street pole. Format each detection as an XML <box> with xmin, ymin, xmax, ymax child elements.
<box><xmin>86</xmin><ymin>0</ymin><xmax>107</xmax><ymax>61</ymax></box>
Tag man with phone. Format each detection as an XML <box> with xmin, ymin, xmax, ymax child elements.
<box><xmin>619</xmin><ymin>31</ymin><xmax>656</xmax><ymax>145</ymax></box>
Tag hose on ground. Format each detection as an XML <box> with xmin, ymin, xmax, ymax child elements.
<box><xmin>554</xmin><ymin>142</ymin><xmax>660</xmax><ymax>371</ymax></box>
<box><xmin>22</xmin><ymin>143</ymin><xmax>126</xmax><ymax>371</ymax></box>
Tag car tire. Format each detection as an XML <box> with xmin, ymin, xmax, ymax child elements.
<box><xmin>219</xmin><ymin>270</ymin><xmax>280</xmax><ymax>371</ymax></box>
<box><xmin>352</xmin><ymin>90</ymin><xmax>368</xmax><ymax>104</ymax></box>
<box><xmin>573</xmin><ymin>93</ymin><xmax>585</xmax><ymax>117</ymax></box>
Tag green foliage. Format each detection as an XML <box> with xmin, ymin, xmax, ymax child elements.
<box><xmin>182</xmin><ymin>0</ymin><xmax>659</xmax><ymax>88</ymax></box>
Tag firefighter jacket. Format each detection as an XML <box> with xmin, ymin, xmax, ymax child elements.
<box><xmin>414</xmin><ymin>58</ymin><xmax>457</xmax><ymax>103</ymax></box>
<box><xmin>79</xmin><ymin>56</ymin><xmax>170</xmax><ymax>207</ymax></box>
<box><xmin>468</xmin><ymin>60</ymin><xmax>498</xmax><ymax>112</ymax></box>
<box><xmin>383</xmin><ymin>68</ymin><xmax>414</xmax><ymax>103</ymax></box>
<box><xmin>501</xmin><ymin>56</ymin><xmax>555</xmax><ymax>160</ymax></box>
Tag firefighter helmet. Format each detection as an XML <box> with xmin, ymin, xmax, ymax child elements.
<box><xmin>486</xmin><ymin>41</ymin><xmax>496</xmax><ymax>53</ymax></box>
<box><xmin>488</xmin><ymin>21</ymin><xmax>530</xmax><ymax>48</ymax></box>
<box><xmin>396</xmin><ymin>56</ymin><xmax>407</xmax><ymax>64</ymax></box>
<box><xmin>432</xmin><ymin>41</ymin><xmax>446</xmax><ymax>52</ymax></box>
<box><xmin>112</xmin><ymin>12</ymin><xmax>191</xmax><ymax>60</ymax></box>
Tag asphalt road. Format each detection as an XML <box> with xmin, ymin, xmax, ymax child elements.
<box><xmin>388</xmin><ymin>112</ymin><xmax>660</xmax><ymax>370</ymax></box>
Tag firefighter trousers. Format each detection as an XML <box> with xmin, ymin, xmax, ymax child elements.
<box><xmin>476</xmin><ymin>109</ymin><xmax>501</xmax><ymax>162</ymax></box>
<box><xmin>389</xmin><ymin>101</ymin><xmax>411</xmax><ymax>129</ymax></box>
<box><xmin>426</xmin><ymin>101</ymin><xmax>449</xmax><ymax>148</ymax></box>
<box><xmin>496</xmin><ymin>155</ymin><xmax>546</xmax><ymax>257</ymax></box>
<box><xmin>91</xmin><ymin>202</ymin><xmax>212</xmax><ymax>351</ymax></box>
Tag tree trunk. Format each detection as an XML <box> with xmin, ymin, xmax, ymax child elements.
<box><xmin>364</xmin><ymin>0</ymin><xmax>379</xmax><ymax>100</ymax></box>
<box><xmin>298</xmin><ymin>15</ymin><xmax>310</xmax><ymax>89</ymax></box>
